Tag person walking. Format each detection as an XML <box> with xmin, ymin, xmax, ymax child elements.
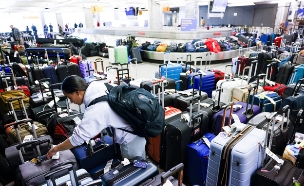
<box><xmin>10</xmin><ymin>25</ymin><xmax>23</xmax><ymax>45</ymax></box>
<box><xmin>43</xmin><ymin>24</ymin><xmax>48</xmax><ymax>38</ymax></box>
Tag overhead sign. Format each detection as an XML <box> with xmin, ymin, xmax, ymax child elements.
<box><xmin>181</xmin><ymin>19</ymin><xmax>197</xmax><ymax>31</ymax></box>
<box><xmin>91</xmin><ymin>6</ymin><xmax>103</xmax><ymax>13</ymax></box>
<box><xmin>162</xmin><ymin>6</ymin><xmax>170</xmax><ymax>12</ymax></box>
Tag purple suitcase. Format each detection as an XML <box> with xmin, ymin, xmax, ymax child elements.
<box><xmin>79</xmin><ymin>60</ymin><xmax>94</xmax><ymax>78</ymax></box>
<box><xmin>211</xmin><ymin>101</ymin><xmax>260</xmax><ymax>135</ymax></box>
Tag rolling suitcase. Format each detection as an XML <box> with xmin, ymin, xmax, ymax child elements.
<box><xmin>276</xmin><ymin>62</ymin><xmax>294</xmax><ymax>85</ymax></box>
<box><xmin>100</xmin><ymin>157</ymin><xmax>159</xmax><ymax>186</ymax></box>
<box><xmin>188</xmin><ymin>71</ymin><xmax>214</xmax><ymax>98</ymax></box>
<box><xmin>79</xmin><ymin>60</ymin><xmax>94</xmax><ymax>78</ymax></box>
<box><xmin>250</xmin><ymin>91</ymin><xmax>282</xmax><ymax>112</ymax></box>
<box><xmin>247</xmin><ymin>105</ymin><xmax>293</xmax><ymax>155</ymax></box>
<box><xmin>175</xmin><ymin>89</ymin><xmax>208</xmax><ymax>111</ymax></box>
<box><xmin>160</xmin><ymin>74</ymin><xmax>207</xmax><ymax>171</ymax></box>
<box><xmin>212</xmin><ymin>86</ymin><xmax>260</xmax><ymax>135</ymax></box>
<box><xmin>288</xmin><ymin>64</ymin><xmax>304</xmax><ymax>84</ymax></box>
<box><xmin>251</xmin><ymin>155</ymin><xmax>304</xmax><ymax>186</ymax></box>
<box><xmin>114</xmin><ymin>46</ymin><xmax>128</xmax><ymax>65</ymax></box>
<box><xmin>108</xmin><ymin>48</ymin><xmax>115</xmax><ymax>63</ymax></box>
<box><xmin>206</xmin><ymin>103</ymin><xmax>266</xmax><ymax>186</ymax></box>
<box><xmin>139</xmin><ymin>163</ymin><xmax>185</xmax><ymax>186</ymax></box>
<box><xmin>43</xmin><ymin>164</ymin><xmax>94</xmax><ymax>186</ymax></box>
<box><xmin>186</xmin><ymin>133</ymin><xmax>216</xmax><ymax>186</ymax></box>
<box><xmin>131</xmin><ymin>47</ymin><xmax>143</xmax><ymax>63</ymax></box>
<box><xmin>32</xmin><ymin>66</ymin><xmax>46</xmax><ymax>82</ymax></box>
<box><xmin>43</xmin><ymin>66</ymin><xmax>59</xmax><ymax>84</ymax></box>
<box><xmin>67</xmin><ymin>63</ymin><xmax>83</xmax><ymax>77</ymax></box>
<box><xmin>56</xmin><ymin>65</ymin><xmax>69</xmax><ymax>82</ymax></box>
<box><xmin>17</xmin><ymin>139</ymin><xmax>77</xmax><ymax>186</ymax></box>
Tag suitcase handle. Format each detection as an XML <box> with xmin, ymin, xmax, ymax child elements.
<box><xmin>3</xmin><ymin>118</ymin><xmax>33</xmax><ymax>130</ymax></box>
<box><xmin>161</xmin><ymin>163</ymin><xmax>184</xmax><ymax>186</ymax></box>
<box><xmin>292</xmin><ymin>78</ymin><xmax>304</xmax><ymax>96</ymax></box>
<box><xmin>196</xmin><ymin>56</ymin><xmax>203</xmax><ymax>70</ymax></box>
<box><xmin>16</xmin><ymin>139</ymin><xmax>39</xmax><ymax>150</ymax></box>
<box><xmin>30</xmin><ymin>138</ymin><xmax>51</xmax><ymax>149</ymax></box>
<box><xmin>289</xmin><ymin>109</ymin><xmax>304</xmax><ymax>144</ymax></box>
<box><xmin>39</xmin><ymin>78</ymin><xmax>51</xmax><ymax>83</ymax></box>
<box><xmin>45</xmin><ymin>164</ymin><xmax>78</xmax><ymax>186</ymax></box>
<box><xmin>50</xmin><ymin>160</ymin><xmax>76</xmax><ymax>171</ymax></box>
<box><xmin>8</xmin><ymin>96</ymin><xmax>23</xmax><ymax>102</ymax></box>
<box><xmin>221</xmin><ymin>102</ymin><xmax>234</xmax><ymax>130</ymax></box>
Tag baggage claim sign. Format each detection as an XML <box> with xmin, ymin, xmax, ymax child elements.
<box><xmin>181</xmin><ymin>19</ymin><xmax>197</xmax><ymax>31</ymax></box>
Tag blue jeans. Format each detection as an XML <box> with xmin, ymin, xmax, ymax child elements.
<box><xmin>120</xmin><ymin>136</ymin><xmax>146</xmax><ymax>159</ymax></box>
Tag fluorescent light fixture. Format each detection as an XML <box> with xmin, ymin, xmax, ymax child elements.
<box><xmin>227</xmin><ymin>3</ymin><xmax>255</xmax><ymax>7</ymax></box>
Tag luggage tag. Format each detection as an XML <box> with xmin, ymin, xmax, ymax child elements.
<box><xmin>43</xmin><ymin>82</ymin><xmax>49</xmax><ymax>89</ymax></box>
<box><xmin>265</xmin><ymin>148</ymin><xmax>284</xmax><ymax>165</ymax></box>
<box><xmin>133</xmin><ymin>160</ymin><xmax>148</xmax><ymax>169</ymax></box>
<box><xmin>202</xmin><ymin>136</ymin><xmax>211</xmax><ymax>148</ymax></box>
<box><xmin>28</xmin><ymin>122</ymin><xmax>38</xmax><ymax>130</ymax></box>
<box><xmin>104</xmin><ymin>159</ymin><xmax>113</xmax><ymax>174</ymax></box>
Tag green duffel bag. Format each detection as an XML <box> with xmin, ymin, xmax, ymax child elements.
<box><xmin>0</xmin><ymin>90</ymin><xmax>29</xmax><ymax>115</ymax></box>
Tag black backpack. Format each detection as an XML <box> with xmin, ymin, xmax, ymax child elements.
<box><xmin>88</xmin><ymin>83</ymin><xmax>165</xmax><ymax>138</ymax></box>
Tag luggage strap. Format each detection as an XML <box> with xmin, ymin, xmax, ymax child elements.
<box><xmin>219</xmin><ymin>125</ymin><xmax>254</xmax><ymax>186</ymax></box>
<box><xmin>264</xmin><ymin>96</ymin><xmax>277</xmax><ymax>111</ymax></box>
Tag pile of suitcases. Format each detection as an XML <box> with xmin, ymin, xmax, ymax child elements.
<box><xmin>1</xmin><ymin>36</ymin><xmax>304</xmax><ymax>186</ymax></box>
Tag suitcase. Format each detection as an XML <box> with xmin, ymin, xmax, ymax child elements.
<box><xmin>114</xmin><ymin>46</ymin><xmax>128</xmax><ymax>65</ymax></box>
<box><xmin>212</xmin><ymin>91</ymin><xmax>260</xmax><ymax>135</ymax></box>
<box><xmin>206</xmin><ymin>103</ymin><xmax>266</xmax><ymax>186</ymax></box>
<box><xmin>17</xmin><ymin>139</ymin><xmax>78</xmax><ymax>186</ymax></box>
<box><xmin>186</xmin><ymin>133</ymin><xmax>216</xmax><ymax>186</ymax></box>
<box><xmin>43</xmin><ymin>166</ymin><xmax>94</xmax><ymax>186</ymax></box>
<box><xmin>79</xmin><ymin>60</ymin><xmax>94</xmax><ymax>78</ymax></box>
<box><xmin>139</xmin><ymin>163</ymin><xmax>184</xmax><ymax>186</ymax></box>
<box><xmin>43</xmin><ymin>66</ymin><xmax>59</xmax><ymax>84</ymax></box>
<box><xmin>32</xmin><ymin>66</ymin><xmax>46</xmax><ymax>82</ymax></box>
<box><xmin>100</xmin><ymin>157</ymin><xmax>159</xmax><ymax>186</ymax></box>
<box><xmin>160</xmin><ymin>62</ymin><xmax>183</xmax><ymax>91</ymax></box>
<box><xmin>276</xmin><ymin>63</ymin><xmax>295</xmax><ymax>85</ymax></box>
<box><xmin>56</xmin><ymin>65</ymin><xmax>69</xmax><ymax>82</ymax></box>
<box><xmin>0</xmin><ymin>154</ymin><xmax>14</xmax><ymax>185</ymax></box>
<box><xmin>288</xmin><ymin>64</ymin><xmax>304</xmax><ymax>84</ymax></box>
<box><xmin>0</xmin><ymin>89</ymin><xmax>30</xmax><ymax>115</ymax></box>
<box><xmin>274</xmin><ymin>37</ymin><xmax>282</xmax><ymax>47</ymax></box>
<box><xmin>175</xmin><ymin>89</ymin><xmax>208</xmax><ymax>111</ymax></box>
<box><xmin>71</xmin><ymin>133</ymin><xmax>122</xmax><ymax>176</ymax></box>
<box><xmin>67</xmin><ymin>63</ymin><xmax>83</xmax><ymax>77</ymax></box>
<box><xmin>251</xmin><ymin>156</ymin><xmax>304</xmax><ymax>186</ymax></box>
<box><xmin>160</xmin><ymin>74</ymin><xmax>207</xmax><ymax>171</ymax></box>
<box><xmin>281</xmin><ymin>80</ymin><xmax>304</xmax><ymax>99</ymax></box>
<box><xmin>250</xmin><ymin>91</ymin><xmax>282</xmax><ymax>112</ymax></box>
<box><xmin>131</xmin><ymin>47</ymin><xmax>143</xmax><ymax>63</ymax></box>
<box><xmin>147</xmin><ymin>106</ymin><xmax>182</xmax><ymax>163</ymax></box>
<box><xmin>188</xmin><ymin>71</ymin><xmax>214</xmax><ymax>98</ymax></box>
<box><xmin>212</xmin><ymin>69</ymin><xmax>225</xmax><ymax>89</ymax></box>
<box><xmin>247</xmin><ymin>107</ymin><xmax>293</xmax><ymax>155</ymax></box>
<box><xmin>69</xmin><ymin>55</ymin><xmax>82</xmax><ymax>65</ymax></box>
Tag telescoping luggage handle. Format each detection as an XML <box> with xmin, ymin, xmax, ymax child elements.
<box><xmin>161</xmin><ymin>163</ymin><xmax>184</xmax><ymax>186</ymax></box>
<box><xmin>289</xmin><ymin>109</ymin><xmax>304</xmax><ymax>144</ymax></box>
<box><xmin>292</xmin><ymin>78</ymin><xmax>304</xmax><ymax>97</ymax></box>
<box><xmin>45</xmin><ymin>162</ymin><xmax>78</xmax><ymax>186</ymax></box>
<box><xmin>221</xmin><ymin>102</ymin><xmax>234</xmax><ymax>133</ymax></box>
<box><xmin>0</xmin><ymin>75</ymin><xmax>14</xmax><ymax>91</ymax></box>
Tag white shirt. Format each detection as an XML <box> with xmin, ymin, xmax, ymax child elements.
<box><xmin>69</xmin><ymin>81</ymin><xmax>137</xmax><ymax>146</ymax></box>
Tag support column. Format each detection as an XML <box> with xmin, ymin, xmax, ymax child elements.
<box><xmin>56</xmin><ymin>13</ymin><xmax>64</xmax><ymax>28</ymax></box>
<box><xmin>148</xmin><ymin>0</ymin><xmax>162</xmax><ymax>30</ymax></box>
<box><xmin>84</xmin><ymin>8</ymin><xmax>94</xmax><ymax>29</ymax></box>
<box><xmin>40</xmin><ymin>12</ymin><xmax>46</xmax><ymax>28</ymax></box>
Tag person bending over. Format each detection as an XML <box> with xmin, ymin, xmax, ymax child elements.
<box><xmin>46</xmin><ymin>75</ymin><xmax>146</xmax><ymax>159</ymax></box>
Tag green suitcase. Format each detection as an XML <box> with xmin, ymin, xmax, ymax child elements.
<box><xmin>115</xmin><ymin>46</ymin><xmax>128</xmax><ymax>65</ymax></box>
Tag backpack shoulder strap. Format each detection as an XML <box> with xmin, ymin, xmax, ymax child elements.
<box><xmin>88</xmin><ymin>95</ymin><xmax>108</xmax><ymax>107</ymax></box>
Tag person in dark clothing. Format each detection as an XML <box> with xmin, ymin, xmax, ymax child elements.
<box><xmin>49</xmin><ymin>23</ymin><xmax>53</xmax><ymax>32</ymax></box>
<box><xmin>26</xmin><ymin>26</ymin><xmax>29</xmax><ymax>32</ymax></box>
<box><xmin>10</xmin><ymin>25</ymin><xmax>22</xmax><ymax>45</ymax></box>
<box><xmin>32</xmin><ymin>24</ymin><xmax>38</xmax><ymax>38</ymax></box>
<box><xmin>43</xmin><ymin>24</ymin><xmax>48</xmax><ymax>38</ymax></box>
<box><xmin>58</xmin><ymin>24</ymin><xmax>63</xmax><ymax>35</ymax></box>
<box><xmin>79</xmin><ymin>23</ymin><xmax>83</xmax><ymax>28</ymax></box>
<box><xmin>74</xmin><ymin>23</ymin><xmax>78</xmax><ymax>29</ymax></box>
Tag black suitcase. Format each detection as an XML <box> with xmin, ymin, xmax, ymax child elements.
<box><xmin>131</xmin><ymin>47</ymin><xmax>143</xmax><ymax>63</ymax></box>
<box><xmin>32</xmin><ymin>66</ymin><xmax>46</xmax><ymax>81</ymax></box>
<box><xmin>67</xmin><ymin>63</ymin><xmax>82</xmax><ymax>77</ymax></box>
<box><xmin>276</xmin><ymin>63</ymin><xmax>294</xmax><ymax>85</ymax></box>
<box><xmin>175</xmin><ymin>89</ymin><xmax>208</xmax><ymax>111</ymax></box>
<box><xmin>179</xmin><ymin>73</ymin><xmax>189</xmax><ymax>91</ymax></box>
<box><xmin>139</xmin><ymin>163</ymin><xmax>185</xmax><ymax>186</ymax></box>
<box><xmin>251</xmin><ymin>156</ymin><xmax>304</xmax><ymax>186</ymax></box>
<box><xmin>0</xmin><ymin>154</ymin><xmax>14</xmax><ymax>185</ymax></box>
<box><xmin>56</xmin><ymin>65</ymin><xmax>69</xmax><ymax>82</ymax></box>
<box><xmin>160</xmin><ymin>74</ymin><xmax>206</xmax><ymax>171</ymax></box>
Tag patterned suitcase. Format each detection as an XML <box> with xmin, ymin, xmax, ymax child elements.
<box><xmin>206</xmin><ymin>103</ymin><xmax>266</xmax><ymax>186</ymax></box>
<box><xmin>79</xmin><ymin>60</ymin><xmax>94</xmax><ymax>78</ymax></box>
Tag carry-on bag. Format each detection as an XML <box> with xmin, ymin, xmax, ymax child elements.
<box><xmin>17</xmin><ymin>139</ymin><xmax>77</xmax><ymax>186</ymax></box>
<box><xmin>186</xmin><ymin>133</ymin><xmax>216</xmax><ymax>186</ymax></box>
<box><xmin>67</xmin><ymin>63</ymin><xmax>83</xmax><ymax>77</ymax></box>
<box><xmin>276</xmin><ymin>62</ymin><xmax>295</xmax><ymax>85</ymax></box>
<box><xmin>206</xmin><ymin>103</ymin><xmax>266</xmax><ymax>186</ymax></box>
<box><xmin>79</xmin><ymin>60</ymin><xmax>94</xmax><ymax>78</ymax></box>
<box><xmin>43</xmin><ymin>66</ymin><xmax>59</xmax><ymax>84</ymax></box>
<box><xmin>99</xmin><ymin>157</ymin><xmax>159</xmax><ymax>186</ymax></box>
<box><xmin>139</xmin><ymin>163</ymin><xmax>184</xmax><ymax>186</ymax></box>
<box><xmin>56</xmin><ymin>64</ymin><xmax>69</xmax><ymax>82</ymax></box>
<box><xmin>263</xmin><ymin>62</ymin><xmax>287</xmax><ymax>96</ymax></box>
<box><xmin>288</xmin><ymin>64</ymin><xmax>304</xmax><ymax>84</ymax></box>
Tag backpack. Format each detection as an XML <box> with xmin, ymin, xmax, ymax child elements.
<box><xmin>88</xmin><ymin>83</ymin><xmax>165</xmax><ymax>138</ymax></box>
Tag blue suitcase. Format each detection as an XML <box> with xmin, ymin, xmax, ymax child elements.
<box><xmin>211</xmin><ymin>101</ymin><xmax>260</xmax><ymax>135</ymax></box>
<box><xmin>43</xmin><ymin>66</ymin><xmax>59</xmax><ymax>84</ymax></box>
<box><xmin>249</xmin><ymin>91</ymin><xmax>282</xmax><ymax>112</ymax></box>
<box><xmin>71</xmin><ymin>135</ymin><xmax>122</xmax><ymax>175</ymax></box>
<box><xmin>188</xmin><ymin>71</ymin><xmax>215</xmax><ymax>98</ymax></box>
<box><xmin>160</xmin><ymin>63</ymin><xmax>182</xmax><ymax>90</ymax></box>
<box><xmin>100</xmin><ymin>157</ymin><xmax>159</xmax><ymax>186</ymax></box>
<box><xmin>186</xmin><ymin>133</ymin><xmax>216</xmax><ymax>186</ymax></box>
<box><xmin>288</xmin><ymin>64</ymin><xmax>304</xmax><ymax>84</ymax></box>
<box><xmin>206</xmin><ymin>104</ymin><xmax>266</xmax><ymax>186</ymax></box>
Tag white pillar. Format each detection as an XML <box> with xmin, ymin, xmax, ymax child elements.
<box><xmin>84</xmin><ymin>8</ymin><xmax>94</xmax><ymax>29</ymax></box>
<box><xmin>56</xmin><ymin>13</ymin><xmax>64</xmax><ymax>27</ymax></box>
<box><xmin>274</xmin><ymin>1</ymin><xmax>300</xmax><ymax>33</ymax></box>
<box><xmin>148</xmin><ymin>0</ymin><xmax>162</xmax><ymax>30</ymax></box>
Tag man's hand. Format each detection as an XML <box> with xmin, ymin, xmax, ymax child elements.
<box><xmin>46</xmin><ymin>146</ymin><xmax>58</xmax><ymax>159</ymax></box>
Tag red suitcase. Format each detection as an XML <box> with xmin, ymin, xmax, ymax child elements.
<box><xmin>212</xmin><ymin>69</ymin><xmax>225</xmax><ymax>89</ymax></box>
<box><xmin>17</xmin><ymin>85</ymin><xmax>30</xmax><ymax>97</ymax></box>
<box><xmin>237</xmin><ymin>56</ymin><xmax>248</xmax><ymax>76</ymax></box>
<box><xmin>274</xmin><ymin>37</ymin><xmax>282</xmax><ymax>47</ymax></box>
<box><xmin>263</xmin><ymin>83</ymin><xmax>287</xmax><ymax>96</ymax></box>
<box><xmin>69</xmin><ymin>55</ymin><xmax>82</xmax><ymax>65</ymax></box>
